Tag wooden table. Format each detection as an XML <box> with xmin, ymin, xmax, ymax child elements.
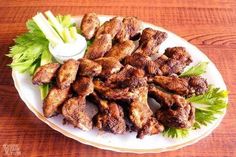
<box><xmin>0</xmin><ymin>0</ymin><xmax>236</xmax><ymax>156</ymax></box>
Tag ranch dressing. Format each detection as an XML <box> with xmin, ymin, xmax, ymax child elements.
<box><xmin>49</xmin><ymin>34</ymin><xmax>87</xmax><ymax>63</ymax></box>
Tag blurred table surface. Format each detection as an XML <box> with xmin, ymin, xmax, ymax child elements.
<box><xmin>0</xmin><ymin>0</ymin><xmax>236</xmax><ymax>156</ymax></box>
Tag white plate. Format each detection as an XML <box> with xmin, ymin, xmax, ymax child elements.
<box><xmin>12</xmin><ymin>15</ymin><xmax>227</xmax><ymax>153</ymax></box>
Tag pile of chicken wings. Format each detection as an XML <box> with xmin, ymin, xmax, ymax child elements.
<box><xmin>32</xmin><ymin>13</ymin><xmax>208</xmax><ymax>139</ymax></box>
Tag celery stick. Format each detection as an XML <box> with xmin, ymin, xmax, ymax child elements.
<box><xmin>62</xmin><ymin>28</ymin><xmax>73</xmax><ymax>43</ymax></box>
<box><xmin>40</xmin><ymin>49</ymin><xmax>52</xmax><ymax>65</ymax></box>
<box><xmin>45</xmin><ymin>11</ymin><xmax>64</xmax><ymax>41</ymax></box>
<box><xmin>33</xmin><ymin>13</ymin><xmax>63</xmax><ymax>46</ymax></box>
<box><xmin>39</xmin><ymin>84</ymin><xmax>49</xmax><ymax>99</ymax></box>
<box><xmin>69</xmin><ymin>27</ymin><xmax>77</xmax><ymax>40</ymax></box>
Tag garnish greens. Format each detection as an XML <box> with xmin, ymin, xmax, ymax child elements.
<box><xmin>189</xmin><ymin>85</ymin><xmax>228</xmax><ymax>129</ymax></box>
<box><xmin>180</xmin><ymin>62</ymin><xmax>208</xmax><ymax>77</ymax></box>
<box><xmin>163</xmin><ymin>86</ymin><xmax>228</xmax><ymax>138</ymax></box>
<box><xmin>7</xmin><ymin>20</ymin><xmax>50</xmax><ymax>75</ymax></box>
<box><xmin>163</xmin><ymin>62</ymin><xmax>228</xmax><ymax>138</ymax></box>
<box><xmin>7</xmin><ymin>11</ymin><xmax>81</xmax><ymax>99</ymax></box>
<box><xmin>163</xmin><ymin>127</ymin><xmax>189</xmax><ymax>138</ymax></box>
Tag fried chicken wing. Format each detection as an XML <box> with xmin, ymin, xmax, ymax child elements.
<box><xmin>149</xmin><ymin>76</ymin><xmax>208</xmax><ymax>97</ymax></box>
<box><xmin>78</xmin><ymin>58</ymin><xmax>102</xmax><ymax>77</ymax></box>
<box><xmin>137</xmin><ymin>117</ymin><xmax>164</xmax><ymax>139</ymax></box>
<box><xmin>116</xmin><ymin>17</ymin><xmax>142</xmax><ymax>42</ymax></box>
<box><xmin>57</xmin><ymin>59</ymin><xmax>79</xmax><ymax>89</ymax></box>
<box><xmin>123</xmin><ymin>53</ymin><xmax>151</xmax><ymax>69</ymax></box>
<box><xmin>105</xmin><ymin>40</ymin><xmax>135</xmax><ymax>61</ymax></box>
<box><xmin>129</xmin><ymin>86</ymin><xmax>164</xmax><ymax>138</ymax></box>
<box><xmin>148</xmin><ymin>47</ymin><xmax>192</xmax><ymax>76</ymax></box>
<box><xmin>85</xmin><ymin>34</ymin><xmax>112</xmax><ymax>60</ymax></box>
<box><xmin>81</xmin><ymin>13</ymin><xmax>100</xmax><ymax>40</ymax></box>
<box><xmin>123</xmin><ymin>53</ymin><xmax>163</xmax><ymax>75</ymax></box>
<box><xmin>95</xmin><ymin>100</ymin><xmax>126</xmax><ymax>134</ymax></box>
<box><xmin>96</xmin><ymin>17</ymin><xmax>122</xmax><ymax>39</ymax></box>
<box><xmin>72</xmin><ymin>76</ymin><xmax>94</xmax><ymax>96</ymax></box>
<box><xmin>94</xmin><ymin>80</ymin><xmax>136</xmax><ymax>102</ymax></box>
<box><xmin>148</xmin><ymin>85</ymin><xmax>195</xmax><ymax>128</ymax></box>
<box><xmin>106</xmin><ymin>65</ymin><xmax>145</xmax><ymax>85</ymax></box>
<box><xmin>62</xmin><ymin>96</ymin><xmax>93</xmax><ymax>131</ymax></box>
<box><xmin>32</xmin><ymin>63</ymin><xmax>60</xmax><ymax>85</ymax></box>
<box><xmin>90</xmin><ymin>92</ymin><xmax>126</xmax><ymax>134</ymax></box>
<box><xmin>95</xmin><ymin>57</ymin><xmax>123</xmax><ymax>78</ymax></box>
<box><xmin>135</xmin><ymin>28</ymin><xmax>167</xmax><ymax>56</ymax></box>
<box><xmin>43</xmin><ymin>86</ymin><xmax>70</xmax><ymax>118</ymax></box>
<box><xmin>188</xmin><ymin>76</ymin><xmax>208</xmax><ymax>96</ymax></box>
<box><xmin>156</xmin><ymin>47</ymin><xmax>192</xmax><ymax>75</ymax></box>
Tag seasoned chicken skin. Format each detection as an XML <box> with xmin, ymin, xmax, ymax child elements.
<box><xmin>106</xmin><ymin>65</ymin><xmax>145</xmax><ymax>85</ymax></box>
<box><xmin>94</xmin><ymin>80</ymin><xmax>136</xmax><ymax>102</ymax></box>
<box><xmin>85</xmin><ymin>34</ymin><xmax>112</xmax><ymax>60</ymax></box>
<box><xmin>62</xmin><ymin>96</ymin><xmax>92</xmax><ymax>131</ymax></box>
<box><xmin>57</xmin><ymin>59</ymin><xmax>79</xmax><ymax>89</ymax></box>
<box><xmin>135</xmin><ymin>28</ymin><xmax>167</xmax><ymax>56</ymax></box>
<box><xmin>96</xmin><ymin>17</ymin><xmax>122</xmax><ymax>39</ymax></box>
<box><xmin>149</xmin><ymin>76</ymin><xmax>208</xmax><ymax>97</ymax></box>
<box><xmin>81</xmin><ymin>13</ymin><xmax>100</xmax><ymax>40</ymax></box>
<box><xmin>72</xmin><ymin>76</ymin><xmax>94</xmax><ymax>96</ymax></box>
<box><xmin>32</xmin><ymin>63</ymin><xmax>60</xmax><ymax>85</ymax></box>
<box><xmin>95</xmin><ymin>57</ymin><xmax>123</xmax><ymax>78</ymax></box>
<box><xmin>149</xmin><ymin>85</ymin><xmax>195</xmax><ymax>128</ymax></box>
<box><xmin>105</xmin><ymin>40</ymin><xmax>135</xmax><ymax>61</ymax></box>
<box><xmin>157</xmin><ymin>47</ymin><xmax>192</xmax><ymax>75</ymax></box>
<box><xmin>43</xmin><ymin>86</ymin><xmax>70</xmax><ymax>118</ymax></box>
<box><xmin>91</xmin><ymin>92</ymin><xmax>126</xmax><ymax>134</ymax></box>
<box><xmin>116</xmin><ymin>16</ymin><xmax>142</xmax><ymax>42</ymax></box>
<box><xmin>78</xmin><ymin>58</ymin><xmax>102</xmax><ymax>77</ymax></box>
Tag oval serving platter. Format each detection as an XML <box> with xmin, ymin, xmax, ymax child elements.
<box><xmin>12</xmin><ymin>15</ymin><xmax>227</xmax><ymax>153</ymax></box>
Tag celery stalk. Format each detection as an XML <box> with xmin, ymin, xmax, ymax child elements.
<box><xmin>39</xmin><ymin>49</ymin><xmax>53</xmax><ymax>100</ymax></box>
<box><xmin>62</xmin><ymin>28</ymin><xmax>73</xmax><ymax>43</ymax></box>
<box><xmin>40</xmin><ymin>50</ymin><xmax>52</xmax><ymax>66</ymax></box>
<box><xmin>33</xmin><ymin>13</ymin><xmax>63</xmax><ymax>46</ymax></box>
<box><xmin>69</xmin><ymin>27</ymin><xmax>78</xmax><ymax>40</ymax></box>
<box><xmin>39</xmin><ymin>84</ymin><xmax>49</xmax><ymax>99</ymax></box>
<box><xmin>45</xmin><ymin>11</ymin><xmax>64</xmax><ymax>41</ymax></box>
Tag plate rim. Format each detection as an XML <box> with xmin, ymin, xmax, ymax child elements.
<box><xmin>12</xmin><ymin>15</ymin><xmax>228</xmax><ymax>153</ymax></box>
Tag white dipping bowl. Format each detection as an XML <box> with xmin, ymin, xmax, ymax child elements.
<box><xmin>49</xmin><ymin>34</ymin><xmax>87</xmax><ymax>63</ymax></box>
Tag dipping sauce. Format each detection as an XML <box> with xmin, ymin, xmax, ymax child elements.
<box><xmin>49</xmin><ymin>34</ymin><xmax>87</xmax><ymax>63</ymax></box>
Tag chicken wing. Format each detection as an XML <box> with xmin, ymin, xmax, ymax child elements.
<box><xmin>96</xmin><ymin>17</ymin><xmax>122</xmax><ymax>39</ymax></box>
<box><xmin>32</xmin><ymin>63</ymin><xmax>60</xmax><ymax>85</ymax></box>
<box><xmin>106</xmin><ymin>65</ymin><xmax>145</xmax><ymax>85</ymax></box>
<box><xmin>123</xmin><ymin>53</ymin><xmax>163</xmax><ymax>75</ymax></box>
<box><xmin>94</xmin><ymin>80</ymin><xmax>136</xmax><ymax>102</ymax></box>
<box><xmin>78</xmin><ymin>58</ymin><xmax>102</xmax><ymax>77</ymax></box>
<box><xmin>72</xmin><ymin>76</ymin><xmax>94</xmax><ymax>96</ymax></box>
<box><xmin>148</xmin><ymin>85</ymin><xmax>195</xmax><ymax>128</ymax></box>
<box><xmin>62</xmin><ymin>96</ymin><xmax>93</xmax><ymax>131</ymax></box>
<box><xmin>81</xmin><ymin>13</ymin><xmax>100</xmax><ymax>40</ymax></box>
<box><xmin>43</xmin><ymin>86</ymin><xmax>70</xmax><ymax>117</ymax></box>
<box><xmin>157</xmin><ymin>47</ymin><xmax>192</xmax><ymax>75</ymax></box>
<box><xmin>90</xmin><ymin>92</ymin><xmax>126</xmax><ymax>134</ymax></box>
<box><xmin>116</xmin><ymin>16</ymin><xmax>142</xmax><ymax>42</ymax></box>
<box><xmin>95</xmin><ymin>57</ymin><xmax>123</xmax><ymax>78</ymax></box>
<box><xmin>148</xmin><ymin>76</ymin><xmax>208</xmax><ymax>97</ymax></box>
<box><xmin>129</xmin><ymin>86</ymin><xmax>164</xmax><ymax>138</ymax></box>
<box><xmin>105</xmin><ymin>40</ymin><xmax>135</xmax><ymax>61</ymax></box>
<box><xmin>57</xmin><ymin>59</ymin><xmax>79</xmax><ymax>89</ymax></box>
<box><xmin>85</xmin><ymin>34</ymin><xmax>112</xmax><ymax>60</ymax></box>
<box><xmin>135</xmin><ymin>28</ymin><xmax>167</xmax><ymax>56</ymax></box>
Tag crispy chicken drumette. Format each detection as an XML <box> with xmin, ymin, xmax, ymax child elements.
<box><xmin>32</xmin><ymin>63</ymin><xmax>60</xmax><ymax>85</ymax></box>
<box><xmin>149</xmin><ymin>85</ymin><xmax>195</xmax><ymax>129</ymax></box>
<box><xmin>81</xmin><ymin>13</ymin><xmax>100</xmax><ymax>40</ymax></box>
